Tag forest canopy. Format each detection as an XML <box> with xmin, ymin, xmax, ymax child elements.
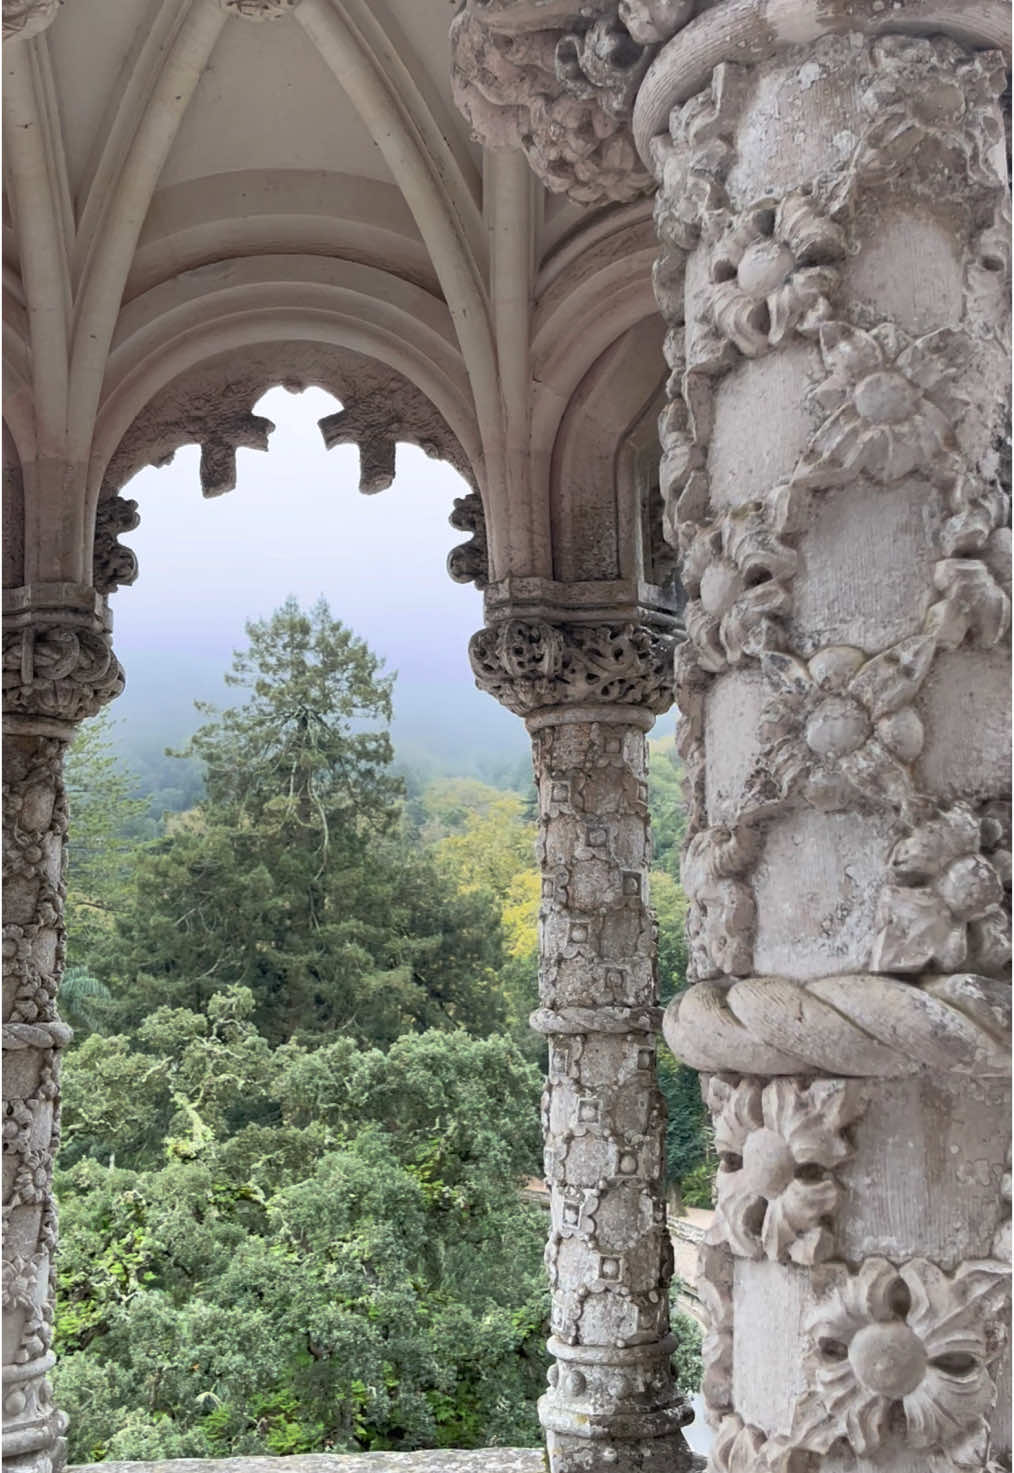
<box><xmin>54</xmin><ymin>597</ymin><xmax>706</xmax><ymax>1461</ymax></box>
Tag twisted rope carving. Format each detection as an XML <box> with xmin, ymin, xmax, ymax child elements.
<box><xmin>664</xmin><ymin>972</ymin><xmax>1011</xmax><ymax>1077</ymax></box>
<box><xmin>2</xmin><ymin>1021</ymin><xmax>72</xmax><ymax>1051</ymax></box>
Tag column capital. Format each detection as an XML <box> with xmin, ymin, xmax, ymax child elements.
<box><xmin>2</xmin><ymin>585</ymin><xmax>124</xmax><ymax>737</ymax></box>
<box><xmin>469</xmin><ymin>615</ymin><xmax>680</xmax><ymax>725</ymax></box>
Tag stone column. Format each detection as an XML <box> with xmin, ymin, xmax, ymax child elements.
<box><xmin>2</xmin><ymin>589</ymin><xmax>124</xmax><ymax>1473</ymax></box>
<box><xmin>642</xmin><ymin>22</ymin><xmax>1012</xmax><ymax>1473</ymax></box>
<box><xmin>471</xmin><ymin>618</ymin><xmax>694</xmax><ymax>1472</ymax></box>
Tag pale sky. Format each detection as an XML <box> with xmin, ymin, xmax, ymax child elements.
<box><xmin>109</xmin><ymin>384</ymin><xmax>527</xmax><ymax>773</ymax></box>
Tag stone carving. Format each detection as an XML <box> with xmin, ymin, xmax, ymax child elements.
<box><xmin>682</xmin><ymin>825</ymin><xmax>758</xmax><ymax>981</ymax></box>
<box><xmin>709</xmin><ymin>1413</ymin><xmax>771</xmax><ymax>1473</ymax></box>
<box><xmin>681</xmin><ymin>504</ymin><xmax>797</xmax><ymax>672</ymax></box>
<box><xmin>446</xmin><ymin>492</ymin><xmax>488</xmax><ymax>590</ymax></box>
<box><xmin>2</xmin><ymin>0</ymin><xmax>60</xmax><ymax>41</ymax></box>
<box><xmin>707</xmin><ymin>1076</ymin><xmax>863</xmax><ymax>1265</ymax></box>
<box><xmin>92</xmin><ymin>494</ymin><xmax>140</xmax><ymax>596</ymax></box>
<box><xmin>804</xmin><ymin>1256</ymin><xmax>1011</xmax><ymax>1463</ymax></box>
<box><xmin>650</xmin><ymin>62</ymin><xmax>748</xmax><ymax>254</ymax></box>
<box><xmin>469</xmin><ymin>620</ymin><xmax>676</xmax><ymax>719</ymax></box>
<box><xmin>529</xmin><ymin>720</ymin><xmax>691</xmax><ymax>1469</ymax></box>
<box><xmin>750</xmin><ymin>639</ymin><xmax>934</xmax><ymax>819</ymax></box>
<box><xmin>872</xmin><ymin>805</ymin><xmax>1012</xmax><ymax>977</ymax></box>
<box><xmin>319</xmin><ymin>394</ymin><xmax>474</xmax><ymax>496</ymax></box>
<box><xmin>450</xmin><ymin>2</ymin><xmax>698</xmax><ymax>205</ymax></box>
<box><xmin>965</xmin><ymin>198</ymin><xmax>1012</xmax><ymax>352</ymax></box>
<box><xmin>706</xmin><ymin>193</ymin><xmax>846</xmax><ymax>359</ymax></box>
<box><xmin>3</xmin><ymin>736</ymin><xmax>72</xmax><ymax>1469</ymax></box>
<box><xmin>697</xmin><ymin>1240</ymin><xmax>733</xmax><ymax>1423</ymax></box>
<box><xmin>3</xmin><ymin>623</ymin><xmax>124</xmax><ymax>727</ymax></box>
<box><xmin>793</xmin><ymin>323</ymin><xmax>966</xmax><ymax>490</ymax></box>
<box><xmin>665</xmin><ymin>972</ymin><xmax>1012</xmax><ymax>1079</ymax></box>
<box><xmin>851</xmin><ymin>38</ymin><xmax>1008</xmax><ymax>196</ymax></box>
<box><xmin>217</xmin><ymin>0</ymin><xmax>300</xmax><ymax>18</ymax></box>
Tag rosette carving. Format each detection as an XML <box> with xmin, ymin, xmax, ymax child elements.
<box><xmin>469</xmin><ymin>620</ymin><xmax>676</xmax><ymax>718</ymax></box>
<box><xmin>681</xmin><ymin>503</ymin><xmax>797</xmax><ymax>672</ymax></box>
<box><xmin>804</xmin><ymin>1257</ymin><xmax>1010</xmax><ymax>1464</ymax></box>
<box><xmin>707</xmin><ymin>1076</ymin><xmax>864</xmax><ymax>1265</ymax></box>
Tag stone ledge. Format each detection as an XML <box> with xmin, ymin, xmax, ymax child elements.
<box><xmin>69</xmin><ymin>1453</ymin><xmax>546</xmax><ymax>1473</ymax></box>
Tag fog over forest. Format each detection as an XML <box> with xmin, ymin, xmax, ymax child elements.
<box><xmin>107</xmin><ymin>384</ymin><xmax>532</xmax><ymax>787</ymax></box>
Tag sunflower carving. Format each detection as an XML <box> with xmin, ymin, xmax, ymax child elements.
<box><xmin>795</xmin><ymin>323</ymin><xmax>966</xmax><ymax>489</ymax></box>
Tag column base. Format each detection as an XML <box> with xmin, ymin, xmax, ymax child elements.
<box><xmin>544</xmin><ymin>1426</ymin><xmax>698</xmax><ymax>1472</ymax></box>
<box><xmin>2</xmin><ymin>1355</ymin><xmax>68</xmax><ymax>1473</ymax></box>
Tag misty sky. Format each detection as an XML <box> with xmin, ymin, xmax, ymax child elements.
<box><xmin>109</xmin><ymin>384</ymin><xmax>527</xmax><ymax>772</ymax></box>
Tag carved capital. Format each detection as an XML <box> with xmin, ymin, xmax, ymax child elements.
<box><xmin>3</xmin><ymin>591</ymin><xmax>123</xmax><ymax>735</ymax></box>
<box><xmin>2</xmin><ymin>0</ymin><xmax>60</xmax><ymax>42</ymax></box>
<box><xmin>469</xmin><ymin>619</ymin><xmax>677</xmax><ymax>720</ymax></box>
<box><xmin>451</xmin><ymin>1</ymin><xmax>694</xmax><ymax>206</ymax></box>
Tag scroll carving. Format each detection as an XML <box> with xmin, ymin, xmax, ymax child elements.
<box><xmin>93</xmin><ymin>494</ymin><xmax>140</xmax><ymax>597</ymax></box>
<box><xmin>446</xmin><ymin>492</ymin><xmax>488</xmax><ymax>590</ymax></box>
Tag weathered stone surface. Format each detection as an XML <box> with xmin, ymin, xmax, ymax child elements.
<box><xmin>68</xmin><ymin>1454</ymin><xmax>547</xmax><ymax>1473</ymax></box>
<box><xmin>651</xmin><ymin>20</ymin><xmax>1012</xmax><ymax>1473</ymax></box>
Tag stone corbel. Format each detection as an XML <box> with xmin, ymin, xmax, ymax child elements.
<box><xmin>450</xmin><ymin>0</ymin><xmax>696</xmax><ymax>206</ymax></box>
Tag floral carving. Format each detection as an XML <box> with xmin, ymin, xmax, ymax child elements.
<box><xmin>872</xmin><ymin>805</ymin><xmax>1012</xmax><ymax>977</ymax></box>
<box><xmin>706</xmin><ymin>193</ymin><xmax>846</xmax><ymax>358</ymax></box>
<box><xmin>807</xmin><ymin>1257</ymin><xmax>1010</xmax><ymax>1463</ymax></box>
<box><xmin>217</xmin><ymin>0</ymin><xmax>301</xmax><ymax>18</ymax></box>
<box><xmin>681</xmin><ymin>502</ymin><xmax>797</xmax><ymax>672</ymax></box>
<box><xmin>707</xmin><ymin>1076</ymin><xmax>863</xmax><ymax>1265</ymax></box>
<box><xmin>965</xmin><ymin>198</ymin><xmax>1012</xmax><ymax>352</ymax></box>
<box><xmin>697</xmin><ymin>1241</ymin><xmax>733</xmax><ymax>1421</ymax></box>
<box><xmin>751</xmin><ymin>639</ymin><xmax>933</xmax><ymax>818</ymax></box>
<box><xmin>852</xmin><ymin>38</ymin><xmax>1008</xmax><ymax>195</ymax></box>
<box><xmin>469</xmin><ymin>620</ymin><xmax>676</xmax><ymax>718</ymax></box>
<box><xmin>710</xmin><ymin>1413</ymin><xmax>771</xmax><ymax>1472</ymax></box>
<box><xmin>794</xmin><ymin>323</ymin><xmax>965</xmax><ymax>489</ymax></box>
<box><xmin>650</xmin><ymin>62</ymin><xmax>748</xmax><ymax>253</ymax></box>
<box><xmin>451</xmin><ymin>5</ymin><xmax>662</xmax><ymax>206</ymax></box>
<box><xmin>682</xmin><ymin>825</ymin><xmax>758</xmax><ymax>980</ymax></box>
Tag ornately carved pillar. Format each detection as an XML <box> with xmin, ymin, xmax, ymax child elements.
<box><xmin>2</xmin><ymin>587</ymin><xmax>124</xmax><ymax>1473</ymax></box>
<box><xmin>643</xmin><ymin>19</ymin><xmax>1012</xmax><ymax>1472</ymax></box>
<box><xmin>471</xmin><ymin>618</ymin><xmax>694</xmax><ymax>1471</ymax></box>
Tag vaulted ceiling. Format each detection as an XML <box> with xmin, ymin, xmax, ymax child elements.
<box><xmin>2</xmin><ymin>0</ymin><xmax>663</xmax><ymax>590</ymax></box>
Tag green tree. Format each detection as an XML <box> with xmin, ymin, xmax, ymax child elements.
<box><xmin>64</xmin><ymin>710</ymin><xmax>149</xmax><ymax>983</ymax></box>
<box><xmin>100</xmin><ymin>600</ymin><xmax>505</xmax><ymax>1045</ymax></box>
<box><xmin>56</xmin><ymin>1010</ymin><xmax>549</xmax><ymax>1460</ymax></box>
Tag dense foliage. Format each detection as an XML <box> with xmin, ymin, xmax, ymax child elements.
<box><xmin>54</xmin><ymin>599</ymin><xmax>705</xmax><ymax>1461</ymax></box>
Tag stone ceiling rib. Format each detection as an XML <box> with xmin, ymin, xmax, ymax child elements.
<box><xmin>66</xmin><ymin>0</ymin><xmax>227</xmax><ymax>465</ymax></box>
<box><xmin>294</xmin><ymin>0</ymin><xmax>505</xmax><ymax>522</ymax></box>
<box><xmin>3</xmin><ymin>39</ymin><xmax>70</xmax><ymax>461</ymax></box>
<box><xmin>71</xmin><ymin>0</ymin><xmax>189</xmax><ymax>294</ymax></box>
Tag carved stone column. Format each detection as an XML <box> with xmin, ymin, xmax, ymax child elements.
<box><xmin>471</xmin><ymin>617</ymin><xmax>694</xmax><ymax>1471</ymax></box>
<box><xmin>2</xmin><ymin>587</ymin><xmax>124</xmax><ymax>1473</ymax></box>
<box><xmin>642</xmin><ymin>21</ymin><xmax>1012</xmax><ymax>1472</ymax></box>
